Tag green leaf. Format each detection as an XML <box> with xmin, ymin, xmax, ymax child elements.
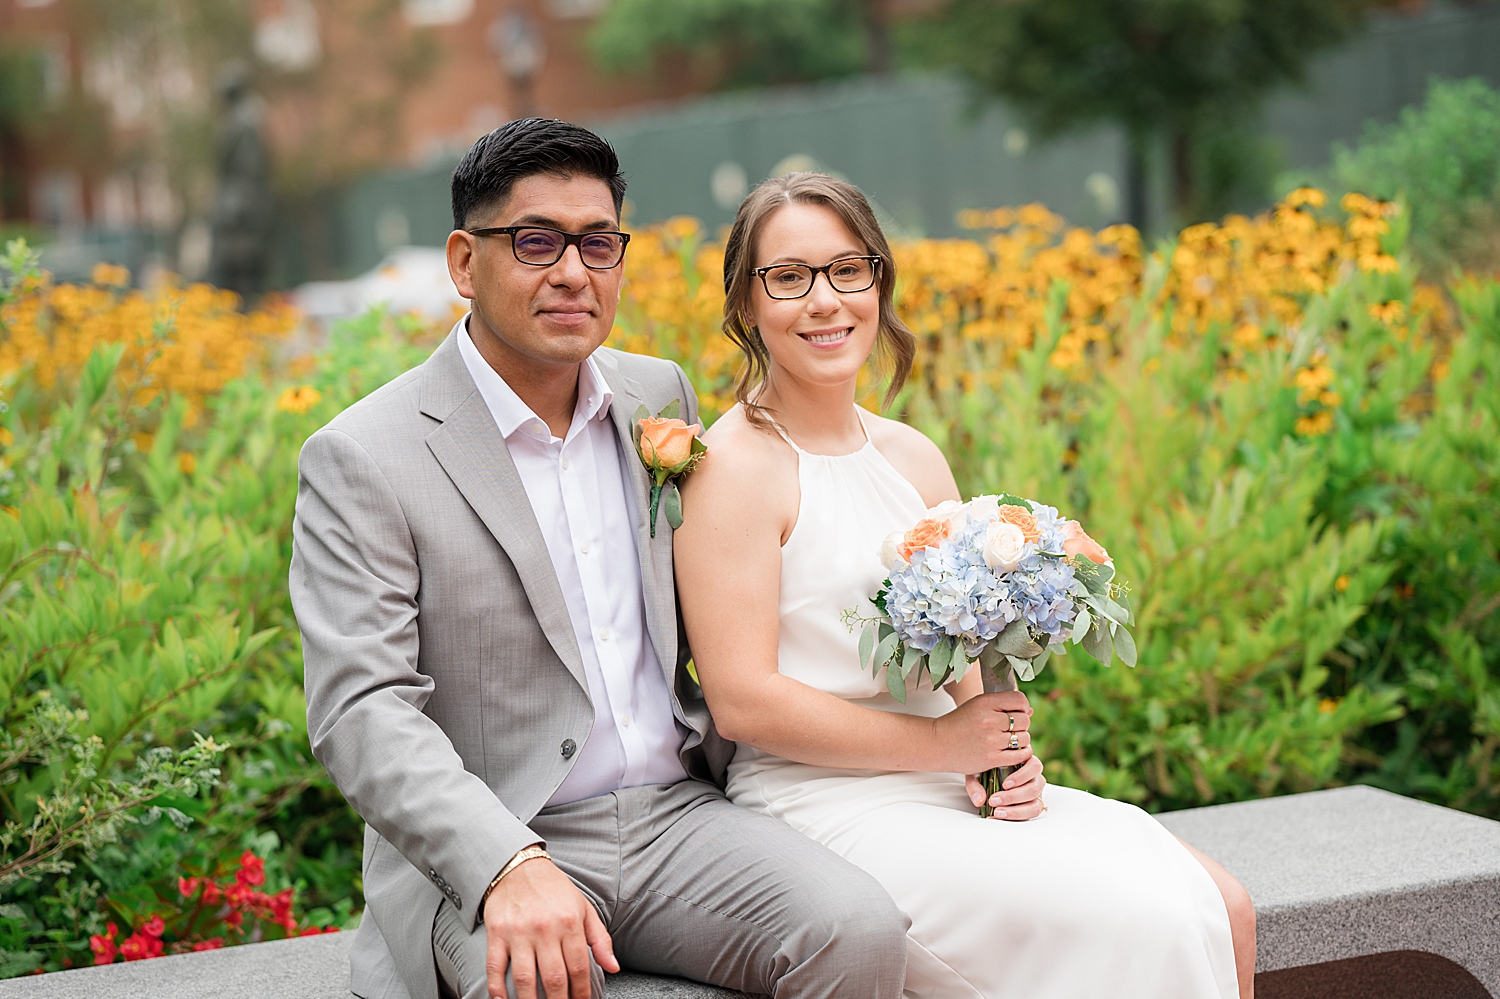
<box><xmin>991</xmin><ymin>619</ymin><xmax>1034</xmax><ymax>655</ymax></box>
<box><xmin>663</xmin><ymin>482</ymin><xmax>683</xmax><ymax>530</ymax></box>
<box><xmin>689</xmin><ymin>435</ymin><xmax>708</xmax><ymax>455</ymax></box>
<box><xmin>1073</xmin><ymin>556</ymin><xmax>1114</xmax><ymax>596</ymax></box>
<box><xmin>878</xmin><ymin>621</ymin><xmax>894</xmax><ymax>642</ymax></box>
<box><xmin>1071</xmin><ymin>606</ymin><xmax>1092</xmax><ymax>642</ymax></box>
<box><xmin>1080</xmin><ymin>618</ymin><xmax>1113</xmax><ymax>665</ymax></box>
<box><xmin>857</xmin><ymin>622</ymin><xmax>876</xmax><ymax>670</ymax></box>
<box><xmin>657</xmin><ymin>398</ymin><xmax>681</xmax><ymax>420</ymax></box>
<box><xmin>1114</xmin><ymin>626</ymin><xmax>1138</xmax><ymax>667</ymax></box>
<box><xmin>929</xmin><ymin>637</ymin><xmax>953</xmax><ymax>677</ymax></box>
<box><xmin>648</xmin><ymin>483</ymin><xmax>662</xmax><ymax>537</ymax></box>
<box><xmin>873</xmin><ymin>631</ymin><xmax>899</xmax><ymax>676</ymax></box>
<box><xmin>1030</xmin><ymin>646</ymin><xmax>1052</xmax><ymax>678</ymax></box>
<box><xmin>900</xmin><ymin>642</ymin><xmax>923</xmax><ymax>679</ymax></box>
<box><xmin>1007</xmin><ymin>654</ymin><xmax>1035</xmax><ymax>682</ymax></box>
<box><xmin>930</xmin><ymin>664</ymin><xmax>953</xmax><ymax>689</ymax></box>
<box><xmin>632</xmin><ymin>405</ymin><xmax>649</xmax><ymax>448</ymax></box>
<box><xmin>886</xmin><ymin>657</ymin><xmax>908</xmax><ymax>703</ymax></box>
<box><xmin>950</xmin><ymin>650</ymin><xmax>973</xmax><ymax>683</ymax></box>
<box><xmin>995</xmin><ymin>492</ymin><xmax>1030</xmax><ymax>508</ymax></box>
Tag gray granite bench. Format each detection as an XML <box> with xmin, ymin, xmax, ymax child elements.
<box><xmin>3</xmin><ymin>785</ymin><xmax>1496</xmax><ymax>998</ymax></box>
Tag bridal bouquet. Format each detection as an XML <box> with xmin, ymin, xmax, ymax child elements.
<box><xmin>843</xmin><ymin>494</ymin><xmax>1137</xmax><ymax>816</ymax></box>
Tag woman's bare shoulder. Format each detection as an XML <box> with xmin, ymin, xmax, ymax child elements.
<box><xmin>688</xmin><ymin>406</ymin><xmax>797</xmax><ymax>498</ymax></box>
<box><xmin>862</xmin><ymin>409</ymin><xmax>960</xmax><ymax>505</ymax></box>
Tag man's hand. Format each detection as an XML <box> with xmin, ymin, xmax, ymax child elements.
<box><xmin>483</xmin><ymin>857</ymin><xmax>619</xmax><ymax>999</ymax></box>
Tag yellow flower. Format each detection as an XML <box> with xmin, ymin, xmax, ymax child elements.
<box><xmin>0</xmin><ymin>426</ymin><xmax>12</xmax><ymax>447</ymax></box>
<box><xmin>90</xmin><ymin>262</ymin><xmax>131</xmax><ymax>287</ymax></box>
<box><xmin>1335</xmin><ymin>574</ymin><xmax>1351</xmax><ymax>592</ymax></box>
<box><xmin>1286</xmin><ymin>187</ymin><xmax>1327</xmax><ymax>208</ymax></box>
<box><xmin>1368</xmin><ymin>301</ymin><xmax>1405</xmax><ymax>324</ymax></box>
<box><xmin>1318</xmin><ymin>698</ymin><xmax>1338</xmax><ymax>714</ymax></box>
<box><xmin>1295</xmin><ymin>411</ymin><xmax>1335</xmax><ymax>436</ymax></box>
<box><xmin>277</xmin><ymin>385</ymin><xmax>323</xmax><ymax>414</ymax></box>
<box><xmin>177</xmin><ymin>451</ymin><xmax>197</xmax><ymax>475</ymax></box>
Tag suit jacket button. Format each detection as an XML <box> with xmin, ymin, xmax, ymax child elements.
<box><xmin>561</xmin><ymin>738</ymin><xmax>577</xmax><ymax>759</ymax></box>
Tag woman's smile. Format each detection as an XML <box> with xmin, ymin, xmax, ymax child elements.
<box><xmin>797</xmin><ymin>326</ymin><xmax>854</xmax><ymax>348</ymax></box>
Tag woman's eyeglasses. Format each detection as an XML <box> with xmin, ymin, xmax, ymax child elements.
<box><xmin>467</xmin><ymin>226</ymin><xmax>631</xmax><ymax>270</ymax></box>
<box><xmin>751</xmin><ymin>255</ymin><xmax>882</xmax><ymax>300</ymax></box>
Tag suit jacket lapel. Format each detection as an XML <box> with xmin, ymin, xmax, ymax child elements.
<box><xmin>597</xmin><ymin>360</ymin><xmax>680</xmax><ymax>695</ymax></box>
<box><xmin>419</xmin><ymin>335</ymin><xmax>590</xmax><ymax>699</ymax></box>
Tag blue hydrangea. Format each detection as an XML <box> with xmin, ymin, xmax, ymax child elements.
<box><xmin>884</xmin><ymin>505</ymin><xmax>1085</xmax><ymax>658</ymax></box>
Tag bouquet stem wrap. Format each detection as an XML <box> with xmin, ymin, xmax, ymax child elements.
<box><xmin>978</xmin><ymin>660</ymin><xmax>1018</xmax><ymax>820</ymax></box>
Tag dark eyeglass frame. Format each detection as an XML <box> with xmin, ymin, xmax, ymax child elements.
<box><xmin>750</xmin><ymin>254</ymin><xmax>883</xmax><ymax>300</ymax></box>
<box><xmin>467</xmin><ymin>225</ymin><xmax>632</xmax><ymax>270</ymax></box>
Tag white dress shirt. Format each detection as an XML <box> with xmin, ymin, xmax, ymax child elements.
<box><xmin>457</xmin><ymin>321</ymin><xmax>688</xmax><ymax>806</ymax></box>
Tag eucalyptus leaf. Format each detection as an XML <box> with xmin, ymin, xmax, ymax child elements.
<box><xmin>632</xmin><ymin>405</ymin><xmax>650</xmax><ymax>448</ymax></box>
<box><xmin>662</xmin><ymin>483</ymin><xmax>683</xmax><ymax>529</ymax></box>
<box><xmin>1030</xmin><ymin>646</ymin><xmax>1052</xmax><ymax>678</ymax></box>
<box><xmin>657</xmin><ymin>399</ymin><xmax>681</xmax><ymax>420</ymax></box>
<box><xmin>992</xmin><ymin>619</ymin><xmax>1034</xmax><ymax>656</ymax></box>
<box><xmin>1007</xmin><ymin>654</ymin><xmax>1036</xmax><ymax>682</ymax></box>
<box><xmin>1117</xmin><ymin>591</ymin><xmax>1134</xmax><ymax>624</ymax></box>
<box><xmin>1071</xmin><ymin>606</ymin><xmax>1092</xmax><ymax>643</ymax></box>
<box><xmin>979</xmin><ymin>644</ymin><xmax>1004</xmax><ymax>673</ymax></box>
<box><xmin>886</xmin><ymin>659</ymin><xmax>908</xmax><ymax>703</ymax></box>
<box><xmin>928</xmin><ymin>637</ymin><xmax>953</xmax><ymax>676</ymax></box>
<box><xmin>1100</xmin><ymin>596</ymin><xmax>1131</xmax><ymax>625</ymax></box>
<box><xmin>1114</xmin><ymin>626</ymin><xmax>1138</xmax><ymax>667</ymax></box>
<box><xmin>951</xmin><ymin>652</ymin><xmax>973</xmax><ymax>683</ymax></box>
<box><xmin>1073</xmin><ymin>557</ymin><xmax>1112</xmax><ymax>595</ymax></box>
<box><xmin>900</xmin><ymin>642</ymin><xmax>923</xmax><ymax>680</ymax></box>
<box><xmin>1080</xmin><ymin>618</ymin><xmax>1113</xmax><ymax>665</ymax></box>
<box><xmin>873</xmin><ymin>632</ymin><xmax>899</xmax><ymax>676</ymax></box>
<box><xmin>690</xmin><ymin>436</ymin><xmax>708</xmax><ymax>455</ymax></box>
<box><xmin>930</xmin><ymin>664</ymin><xmax>953</xmax><ymax>689</ymax></box>
<box><xmin>858</xmin><ymin>623</ymin><xmax>877</xmax><ymax>671</ymax></box>
<box><xmin>878</xmin><ymin>622</ymin><xmax>894</xmax><ymax>642</ymax></box>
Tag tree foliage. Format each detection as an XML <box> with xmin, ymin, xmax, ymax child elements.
<box><xmin>589</xmin><ymin>0</ymin><xmax>886</xmax><ymax>87</ymax></box>
<box><xmin>916</xmin><ymin>0</ymin><xmax>1375</xmax><ymax>223</ymax></box>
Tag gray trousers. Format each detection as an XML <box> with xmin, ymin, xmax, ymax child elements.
<box><xmin>432</xmin><ymin>780</ymin><xmax>908</xmax><ymax>998</ymax></box>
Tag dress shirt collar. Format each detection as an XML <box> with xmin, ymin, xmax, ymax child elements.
<box><xmin>456</xmin><ymin>316</ymin><xmax>614</xmax><ymax>442</ymax></box>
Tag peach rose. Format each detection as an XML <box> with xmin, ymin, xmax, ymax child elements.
<box><xmin>1062</xmin><ymin>520</ymin><xmax>1111</xmax><ymax>564</ymax></box>
<box><xmin>897</xmin><ymin>517</ymin><xmax>951</xmax><ymax>562</ymax></box>
<box><xmin>996</xmin><ymin>504</ymin><xmax>1041</xmax><ymax>542</ymax></box>
<box><xmin>638</xmin><ymin>417</ymin><xmax>702</xmax><ymax>469</ymax></box>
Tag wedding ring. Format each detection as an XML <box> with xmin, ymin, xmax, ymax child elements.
<box><xmin>1008</xmin><ymin>733</ymin><xmax>1020</xmax><ymax>750</ymax></box>
<box><xmin>1006</xmin><ymin>713</ymin><xmax>1017</xmax><ymax>732</ymax></box>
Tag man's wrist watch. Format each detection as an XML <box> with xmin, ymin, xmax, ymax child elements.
<box><xmin>480</xmin><ymin>844</ymin><xmax>550</xmax><ymax>912</ymax></box>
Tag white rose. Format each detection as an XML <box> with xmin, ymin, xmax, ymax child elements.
<box><xmin>966</xmin><ymin>495</ymin><xmax>1001</xmax><ymax>524</ymax></box>
<box><xmin>925</xmin><ymin>499</ymin><xmax>967</xmax><ymax>529</ymax></box>
<box><xmin>982</xmin><ymin>521</ymin><xmax>1027</xmax><ymax>573</ymax></box>
<box><xmin>878</xmin><ymin>531</ymin><xmax>908</xmax><ymax>571</ymax></box>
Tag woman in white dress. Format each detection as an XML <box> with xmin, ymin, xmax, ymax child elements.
<box><xmin>674</xmin><ymin>172</ymin><xmax>1257</xmax><ymax>999</ymax></box>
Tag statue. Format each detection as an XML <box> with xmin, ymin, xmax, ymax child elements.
<box><xmin>207</xmin><ymin>62</ymin><xmax>274</xmax><ymax>303</ymax></box>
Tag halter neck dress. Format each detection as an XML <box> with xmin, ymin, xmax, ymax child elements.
<box><xmin>723</xmin><ymin>407</ymin><xmax>1239</xmax><ymax>999</ymax></box>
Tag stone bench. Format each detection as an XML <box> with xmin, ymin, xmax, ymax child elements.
<box><xmin>3</xmin><ymin>785</ymin><xmax>1495</xmax><ymax>998</ymax></box>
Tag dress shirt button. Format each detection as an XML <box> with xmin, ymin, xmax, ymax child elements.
<box><xmin>580</xmin><ymin>542</ymin><xmax>590</xmax><ymax>554</ymax></box>
<box><xmin>598</xmin><ymin>628</ymin><xmax>610</xmax><ymax>641</ymax></box>
<box><xmin>561</xmin><ymin>738</ymin><xmax>577</xmax><ymax>759</ymax></box>
<box><xmin>530</xmin><ymin>420</ymin><xmax>546</xmax><ymax>436</ymax></box>
<box><xmin>561</xmin><ymin>456</ymin><xmax>569</xmax><ymax>470</ymax></box>
<box><xmin>619</xmin><ymin>714</ymin><xmax>631</xmax><ymax>728</ymax></box>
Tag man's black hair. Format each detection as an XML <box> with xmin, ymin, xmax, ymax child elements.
<box><xmin>451</xmin><ymin>118</ymin><xmax>627</xmax><ymax>232</ymax></box>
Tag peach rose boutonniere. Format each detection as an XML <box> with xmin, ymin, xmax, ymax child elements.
<box><xmin>632</xmin><ymin>399</ymin><xmax>707</xmax><ymax>536</ymax></box>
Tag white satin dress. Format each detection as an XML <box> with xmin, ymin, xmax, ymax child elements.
<box><xmin>724</xmin><ymin>409</ymin><xmax>1239</xmax><ymax>999</ymax></box>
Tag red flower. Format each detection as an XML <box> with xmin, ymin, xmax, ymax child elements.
<box><xmin>119</xmin><ymin>932</ymin><xmax>162</xmax><ymax>961</ymax></box>
<box><xmin>225</xmin><ymin>882</ymin><xmax>251</xmax><ymax>907</ymax></box>
<box><xmin>89</xmin><ymin>923</ymin><xmax>118</xmax><ymax>965</ymax></box>
<box><xmin>191</xmin><ymin>938</ymin><xmax>225</xmax><ymax>951</ymax></box>
<box><xmin>201</xmin><ymin>881</ymin><xmax>222</xmax><ymax>905</ymax></box>
<box><xmin>236</xmin><ymin>850</ymin><xmax>266</xmax><ymax>887</ymax></box>
<box><xmin>322</xmin><ymin>926</ymin><xmax>340</xmax><ymax>933</ymax></box>
<box><xmin>223</xmin><ymin>910</ymin><xmax>243</xmax><ymax>929</ymax></box>
<box><xmin>270</xmin><ymin>888</ymin><xmax>294</xmax><ymax>921</ymax></box>
<box><xmin>141</xmin><ymin>915</ymin><xmax>165</xmax><ymax>939</ymax></box>
<box><xmin>300</xmin><ymin>925</ymin><xmax>323</xmax><ymax>936</ymax></box>
<box><xmin>178</xmin><ymin>877</ymin><xmax>199</xmax><ymax>898</ymax></box>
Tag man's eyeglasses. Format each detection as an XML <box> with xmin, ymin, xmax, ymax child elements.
<box><xmin>467</xmin><ymin>226</ymin><xmax>631</xmax><ymax>270</ymax></box>
<box><xmin>751</xmin><ymin>255</ymin><xmax>882</xmax><ymax>300</ymax></box>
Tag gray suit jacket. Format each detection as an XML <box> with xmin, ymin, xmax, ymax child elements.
<box><xmin>289</xmin><ymin>332</ymin><xmax>730</xmax><ymax>999</ymax></box>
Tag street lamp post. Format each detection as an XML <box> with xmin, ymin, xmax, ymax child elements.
<box><xmin>489</xmin><ymin>8</ymin><xmax>545</xmax><ymax>119</ymax></box>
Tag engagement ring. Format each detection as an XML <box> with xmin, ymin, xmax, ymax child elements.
<box><xmin>1006</xmin><ymin>713</ymin><xmax>1017</xmax><ymax>732</ymax></box>
<box><xmin>1008</xmin><ymin>733</ymin><xmax>1020</xmax><ymax>750</ymax></box>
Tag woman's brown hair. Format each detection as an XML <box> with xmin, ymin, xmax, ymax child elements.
<box><xmin>721</xmin><ymin>172</ymin><xmax>916</xmax><ymax>429</ymax></box>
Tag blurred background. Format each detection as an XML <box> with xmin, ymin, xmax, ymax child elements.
<box><xmin>1</xmin><ymin>0</ymin><xmax>1497</xmax><ymax>296</ymax></box>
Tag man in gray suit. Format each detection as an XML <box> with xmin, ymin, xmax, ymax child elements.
<box><xmin>290</xmin><ymin>118</ymin><xmax>909</xmax><ymax>999</ymax></box>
